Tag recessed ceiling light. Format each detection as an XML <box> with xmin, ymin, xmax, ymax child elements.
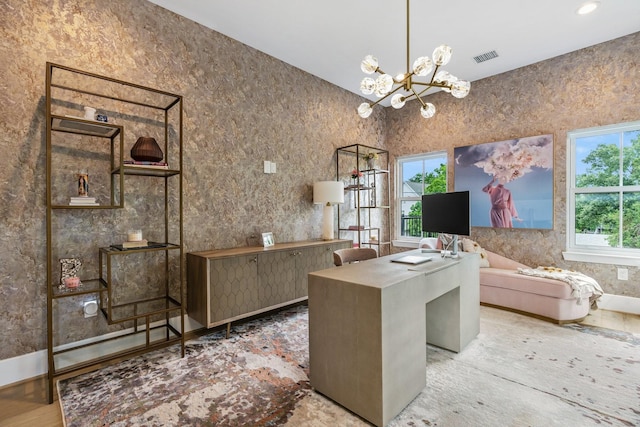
<box><xmin>577</xmin><ymin>1</ymin><xmax>599</xmax><ymax>15</ymax></box>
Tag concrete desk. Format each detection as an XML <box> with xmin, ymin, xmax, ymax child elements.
<box><xmin>308</xmin><ymin>250</ymin><xmax>479</xmax><ymax>427</ymax></box>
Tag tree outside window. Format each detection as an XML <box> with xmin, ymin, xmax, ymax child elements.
<box><xmin>570</xmin><ymin>122</ymin><xmax>640</xmax><ymax>251</ymax></box>
<box><xmin>397</xmin><ymin>152</ymin><xmax>447</xmax><ymax>239</ymax></box>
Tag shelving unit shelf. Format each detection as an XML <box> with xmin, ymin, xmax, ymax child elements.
<box><xmin>45</xmin><ymin>62</ymin><xmax>184</xmax><ymax>403</ymax></box>
<box><xmin>336</xmin><ymin>144</ymin><xmax>391</xmax><ymax>255</ymax></box>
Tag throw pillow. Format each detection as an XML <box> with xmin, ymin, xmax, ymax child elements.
<box><xmin>461</xmin><ymin>238</ymin><xmax>491</xmax><ymax>268</ymax></box>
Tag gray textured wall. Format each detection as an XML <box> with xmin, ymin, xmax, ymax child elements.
<box><xmin>0</xmin><ymin>0</ymin><xmax>637</xmax><ymax>364</ymax></box>
<box><xmin>0</xmin><ymin>0</ymin><xmax>385</xmax><ymax>360</ymax></box>
<box><xmin>386</xmin><ymin>32</ymin><xmax>640</xmax><ymax>298</ymax></box>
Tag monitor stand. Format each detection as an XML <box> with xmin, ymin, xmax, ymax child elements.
<box><xmin>442</xmin><ymin>235</ymin><xmax>459</xmax><ymax>258</ymax></box>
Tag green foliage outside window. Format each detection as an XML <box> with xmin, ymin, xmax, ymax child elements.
<box><xmin>575</xmin><ymin>132</ymin><xmax>640</xmax><ymax>248</ymax></box>
<box><xmin>405</xmin><ymin>163</ymin><xmax>447</xmax><ymax>237</ymax></box>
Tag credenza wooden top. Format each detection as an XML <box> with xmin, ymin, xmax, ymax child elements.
<box><xmin>188</xmin><ymin>239</ymin><xmax>351</xmax><ymax>260</ymax></box>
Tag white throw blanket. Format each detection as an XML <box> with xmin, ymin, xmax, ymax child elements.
<box><xmin>517</xmin><ymin>266</ymin><xmax>604</xmax><ymax>306</ymax></box>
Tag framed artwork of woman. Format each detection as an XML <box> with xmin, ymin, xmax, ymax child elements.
<box><xmin>454</xmin><ymin>134</ymin><xmax>553</xmax><ymax>230</ymax></box>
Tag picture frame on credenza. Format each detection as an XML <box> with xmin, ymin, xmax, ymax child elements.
<box><xmin>262</xmin><ymin>232</ymin><xmax>275</xmax><ymax>247</ymax></box>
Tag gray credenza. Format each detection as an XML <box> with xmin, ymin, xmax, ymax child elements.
<box><xmin>187</xmin><ymin>239</ymin><xmax>351</xmax><ymax>329</ymax></box>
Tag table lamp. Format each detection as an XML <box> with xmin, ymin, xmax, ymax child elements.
<box><xmin>313</xmin><ymin>181</ymin><xmax>344</xmax><ymax>240</ymax></box>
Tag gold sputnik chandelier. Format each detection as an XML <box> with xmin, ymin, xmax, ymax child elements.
<box><xmin>357</xmin><ymin>0</ymin><xmax>470</xmax><ymax>119</ymax></box>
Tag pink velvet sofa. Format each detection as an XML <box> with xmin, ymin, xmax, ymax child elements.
<box><xmin>419</xmin><ymin>238</ymin><xmax>592</xmax><ymax>323</ymax></box>
<box><xmin>480</xmin><ymin>250</ymin><xmax>591</xmax><ymax>323</ymax></box>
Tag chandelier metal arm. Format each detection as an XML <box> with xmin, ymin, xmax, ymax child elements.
<box><xmin>367</xmin><ymin>83</ymin><xmax>408</xmax><ymax>109</ymax></box>
<box><xmin>410</xmin><ymin>86</ymin><xmax>426</xmax><ymax>108</ymax></box>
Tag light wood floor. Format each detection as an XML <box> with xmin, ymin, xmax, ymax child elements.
<box><xmin>1</xmin><ymin>309</ymin><xmax>638</xmax><ymax>426</ymax></box>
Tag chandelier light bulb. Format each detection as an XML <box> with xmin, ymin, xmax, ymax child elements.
<box><xmin>374</xmin><ymin>74</ymin><xmax>394</xmax><ymax>97</ymax></box>
<box><xmin>357</xmin><ymin>102</ymin><xmax>373</xmax><ymax>118</ymax></box>
<box><xmin>420</xmin><ymin>103</ymin><xmax>436</xmax><ymax>119</ymax></box>
<box><xmin>412</xmin><ymin>56</ymin><xmax>433</xmax><ymax>76</ymax></box>
<box><xmin>361</xmin><ymin>55</ymin><xmax>379</xmax><ymax>74</ymax></box>
<box><xmin>391</xmin><ymin>94</ymin><xmax>406</xmax><ymax>109</ymax></box>
<box><xmin>360</xmin><ymin>77</ymin><xmax>376</xmax><ymax>95</ymax></box>
<box><xmin>432</xmin><ymin>45</ymin><xmax>452</xmax><ymax>66</ymax></box>
<box><xmin>436</xmin><ymin>71</ymin><xmax>457</xmax><ymax>92</ymax></box>
<box><xmin>394</xmin><ymin>73</ymin><xmax>407</xmax><ymax>83</ymax></box>
<box><xmin>451</xmin><ymin>80</ymin><xmax>471</xmax><ymax>98</ymax></box>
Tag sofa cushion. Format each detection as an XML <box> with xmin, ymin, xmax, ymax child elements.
<box><xmin>462</xmin><ymin>238</ymin><xmax>490</xmax><ymax>267</ymax></box>
<box><xmin>480</xmin><ymin>268</ymin><xmax>578</xmax><ymax>299</ymax></box>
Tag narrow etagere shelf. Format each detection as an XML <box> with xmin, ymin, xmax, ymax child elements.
<box><xmin>336</xmin><ymin>144</ymin><xmax>391</xmax><ymax>256</ymax></box>
<box><xmin>45</xmin><ymin>62</ymin><xmax>184</xmax><ymax>404</ymax></box>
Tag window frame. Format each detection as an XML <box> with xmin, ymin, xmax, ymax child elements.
<box><xmin>394</xmin><ymin>151</ymin><xmax>448</xmax><ymax>247</ymax></box>
<box><xmin>564</xmin><ymin>120</ymin><xmax>640</xmax><ymax>266</ymax></box>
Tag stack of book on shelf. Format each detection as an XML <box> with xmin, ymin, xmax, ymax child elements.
<box><xmin>123</xmin><ymin>160</ymin><xmax>169</xmax><ymax>169</ymax></box>
<box><xmin>121</xmin><ymin>239</ymin><xmax>148</xmax><ymax>248</ymax></box>
<box><xmin>69</xmin><ymin>196</ymin><xmax>99</xmax><ymax>206</ymax></box>
<box><xmin>110</xmin><ymin>241</ymin><xmax>168</xmax><ymax>251</ymax></box>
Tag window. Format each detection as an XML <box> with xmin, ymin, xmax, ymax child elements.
<box><xmin>396</xmin><ymin>151</ymin><xmax>447</xmax><ymax>241</ymax></box>
<box><xmin>566</xmin><ymin>121</ymin><xmax>640</xmax><ymax>264</ymax></box>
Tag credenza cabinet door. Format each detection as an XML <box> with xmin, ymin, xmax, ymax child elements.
<box><xmin>295</xmin><ymin>245</ymin><xmax>335</xmax><ymax>298</ymax></box>
<box><xmin>208</xmin><ymin>255</ymin><xmax>259</xmax><ymax>324</ymax></box>
<box><xmin>258</xmin><ymin>251</ymin><xmax>297</xmax><ymax>307</ymax></box>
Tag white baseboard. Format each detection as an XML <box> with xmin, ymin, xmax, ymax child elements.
<box><xmin>0</xmin><ymin>314</ymin><xmax>202</xmax><ymax>389</ymax></box>
<box><xmin>0</xmin><ymin>349</ymin><xmax>48</xmax><ymax>388</ymax></box>
<box><xmin>597</xmin><ymin>293</ymin><xmax>640</xmax><ymax>315</ymax></box>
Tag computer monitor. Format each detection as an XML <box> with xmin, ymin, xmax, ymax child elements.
<box><xmin>421</xmin><ymin>191</ymin><xmax>470</xmax><ymax>255</ymax></box>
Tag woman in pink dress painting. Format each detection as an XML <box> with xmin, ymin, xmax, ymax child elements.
<box><xmin>482</xmin><ymin>177</ymin><xmax>520</xmax><ymax>228</ymax></box>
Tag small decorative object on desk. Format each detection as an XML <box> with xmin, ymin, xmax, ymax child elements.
<box><xmin>59</xmin><ymin>258</ymin><xmax>82</xmax><ymax>289</ymax></box>
<box><xmin>131</xmin><ymin>136</ymin><xmax>163</xmax><ymax>162</ymax></box>
<box><xmin>95</xmin><ymin>114</ymin><xmax>108</xmax><ymax>122</ymax></box>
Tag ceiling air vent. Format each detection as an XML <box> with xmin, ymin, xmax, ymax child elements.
<box><xmin>473</xmin><ymin>50</ymin><xmax>499</xmax><ymax>64</ymax></box>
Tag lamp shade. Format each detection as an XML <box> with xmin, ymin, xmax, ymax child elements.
<box><xmin>313</xmin><ymin>181</ymin><xmax>344</xmax><ymax>204</ymax></box>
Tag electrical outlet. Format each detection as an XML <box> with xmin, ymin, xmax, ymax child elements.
<box><xmin>617</xmin><ymin>268</ymin><xmax>628</xmax><ymax>281</ymax></box>
<box><xmin>83</xmin><ymin>300</ymin><xmax>98</xmax><ymax>318</ymax></box>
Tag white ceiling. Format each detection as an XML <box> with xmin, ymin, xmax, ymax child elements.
<box><xmin>147</xmin><ymin>0</ymin><xmax>640</xmax><ymax>106</ymax></box>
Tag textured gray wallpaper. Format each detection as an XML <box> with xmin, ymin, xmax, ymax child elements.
<box><xmin>0</xmin><ymin>0</ymin><xmax>637</xmax><ymax>364</ymax></box>
<box><xmin>0</xmin><ymin>0</ymin><xmax>385</xmax><ymax>360</ymax></box>
<box><xmin>386</xmin><ymin>32</ymin><xmax>640</xmax><ymax>298</ymax></box>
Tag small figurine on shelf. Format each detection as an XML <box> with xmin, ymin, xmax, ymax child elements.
<box><xmin>77</xmin><ymin>172</ymin><xmax>89</xmax><ymax>197</ymax></box>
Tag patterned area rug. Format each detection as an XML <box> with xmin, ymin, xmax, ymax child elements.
<box><xmin>58</xmin><ymin>305</ymin><xmax>640</xmax><ymax>426</ymax></box>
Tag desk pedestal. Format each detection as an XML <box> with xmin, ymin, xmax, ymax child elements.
<box><xmin>308</xmin><ymin>252</ymin><xmax>479</xmax><ymax>427</ymax></box>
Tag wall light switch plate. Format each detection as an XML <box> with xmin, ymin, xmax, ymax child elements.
<box><xmin>617</xmin><ymin>267</ymin><xmax>628</xmax><ymax>281</ymax></box>
<box><xmin>270</xmin><ymin>162</ymin><xmax>277</xmax><ymax>173</ymax></box>
<box><xmin>263</xmin><ymin>161</ymin><xmax>271</xmax><ymax>174</ymax></box>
